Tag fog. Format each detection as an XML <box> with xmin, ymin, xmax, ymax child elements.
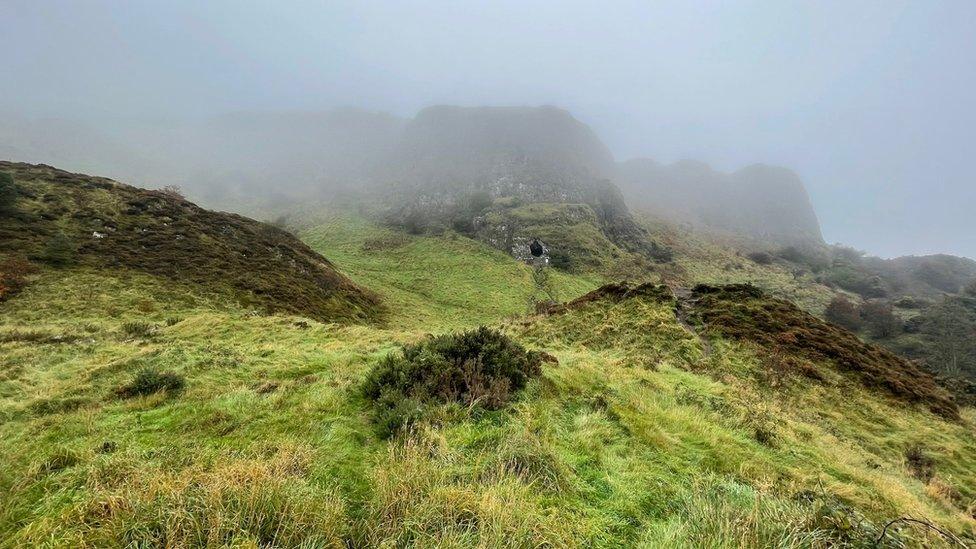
<box><xmin>3</xmin><ymin>1</ymin><xmax>975</xmax><ymax>259</ymax></box>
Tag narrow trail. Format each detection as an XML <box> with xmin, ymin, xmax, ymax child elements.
<box><xmin>671</xmin><ymin>286</ymin><xmax>714</xmax><ymax>359</ymax></box>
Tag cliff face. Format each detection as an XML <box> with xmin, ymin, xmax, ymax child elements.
<box><xmin>617</xmin><ymin>159</ymin><xmax>824</xmax><ymax>246</ymax></box>
<box><xmin>381</xmin><ymin>106</ymin><xmax>670</xmax><ymax>267</ymax></box>
<box><xmin>385</xmin><ymin>105</ymin><xmax>615</xmax><ymax>203</ymax></box>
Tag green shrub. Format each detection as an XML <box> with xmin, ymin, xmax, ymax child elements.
<box><xmin>775</xmin><ymin>245</ymin><xmax>831</xmax><ymax>272</ymax></box>
<box><xmin>116</xmin><ymin>368</ymin><xmax>185</xmax><ymax>398</ymax></box>
<box><xmin>548</xmin><ymin>250</ymin><xmax>575</xmax><ymax>271</ymax></box>
<box><xmin>824</xmin><ymin>266</ymin><xmax>887</xmax><ymax>298</ymax></box>
<box><xmin>362</xmin><ymin>327</ymin><xmax>544</xmax><ymax>437</ymax></box>
<box><xmin>746</xmin><ymin>251</ymin><xmax>774</xmax><ymax>265</ymax></box>
<box><xmin>40</xmin><ymin>231</ymin><xmax>77</xmax><ymax>267</ymax></box>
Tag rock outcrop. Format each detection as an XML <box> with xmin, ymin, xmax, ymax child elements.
<box><xmin>616</xmin><ymin>158</ymin><xmax>824</xmax><ymax>246</ymax></box>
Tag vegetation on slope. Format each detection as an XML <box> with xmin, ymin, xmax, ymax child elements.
<box><xmin>363</xmin><ymin>327</ymin><xmax>545</xmax><ymax>437</ymax></box>
<box><xmin>0</xmin><ymin>162</ymin><xmax>381</xmax><ymax>323</ymax></box>
<box><xmin>300</xmin><ymin>214</ymin><xmax>601</xmax><ymax>330</ymax></box>
<box><xmin>687</xmin><ymin>284</ymin><xmax>959</xmax><ymax>420</ymax></box>
<box><xmin>1</xmin><ymin>210</ymin><xmax>974</xmax><ymax>546</ymax></box>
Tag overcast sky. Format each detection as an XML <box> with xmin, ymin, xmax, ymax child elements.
<box><xmin>3</xmin><ymin>1</ymin><xmax>975</xmax><ymax>259</ymax></box>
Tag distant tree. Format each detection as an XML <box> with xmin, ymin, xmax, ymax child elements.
<box><xmin>860</xmin><ymin>301</ymin><xmax>900</xmax><ymax>339</ymax></box>
<box><xmin>825</xmin><ymin>296</ymin><xmax>862</xmax><ymax>331</ymax></box>
<box><xmin>830</xmin><ymin>245</ymin><xmax>866</xmax><ymax>266</ymax></box>
<box><xmin>0</xmin><ymin>172</ymin><xmax>16</xmax><ymax>212</ymax></box>
<box><xmin>776</xmin><ymin>245</ymin><xmax>831</xmax><ymax>272</ymax></box>
<box><xmin>923</xmin><ymin>298</ymin><xmax>976</xmax><ymax>377</ymax></box>
<box><xmin>40</xmin><ymin>231</ymin><xmax>77</xmax><ymax>267</ymax></box>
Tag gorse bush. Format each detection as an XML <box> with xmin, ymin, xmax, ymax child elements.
<box><xmin>363</xmin><ymin>327</ymin><xmax>544</xmax><ymax>437</ymax></box>
<box><xmin>40</xmin><ymin>231</ymin><xmax>77</xmax><ymax>267</ymax></box>
<box><xmin>746</xmin><ymin>251</ymin><xmax>774</xmax><ymax>265</ymax></box>
<box><xmin>116</xmin><ymin>368</ymin><xmax>185</xmax><ymax>398</ymax></box>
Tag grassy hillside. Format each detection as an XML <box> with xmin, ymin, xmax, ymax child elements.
<box><xmin>0</xmin><ymin>162</ymin><xmax>381</xmax><ymax>323</ymax></box>
<box><xmin>300</xmin><ymin>214</ymin><xmax>602</xmax><ymax>330</ymax></box>
<box><xmin>1</xmin><ymin>210</ymin><xmax>973</xmax><ymax>547</ymax></box>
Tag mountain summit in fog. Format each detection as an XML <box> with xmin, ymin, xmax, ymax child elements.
<box><xmin>0</xmin><ymin>105</ymin><xmax>824</xmax><ymax>249</ymax></box>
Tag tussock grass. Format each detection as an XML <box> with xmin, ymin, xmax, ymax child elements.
<box><xmin>1</xmin><ymin>214</ymin><xmax>974</xmax><ymax>546</ymax></box>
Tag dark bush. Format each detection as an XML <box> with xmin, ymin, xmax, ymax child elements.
<box><xmin>754</xmin><ymin>426</ymin><xmax>777</xmax><ymax>447</ymax></box>
<box><xmin>362</xmin><ymin>326</ymin><xmax>544</xmax><ymax>437</ymax></box>
<box><xmin>904</xmin><ymin>444</ymin><xmax>936</xmax><ymax>482</ymax></box>
<box><xmin>775</xmin><ymin>245</ymin><xmax>831</xmax><ymax>272</ymax></box>
<box><xmin>40</xmin><ymin>231</ymin><xmax>77</xmax><ymax>267</ymax></box>
<box><xmin>746</xmin><ymin>251</ymin><xmax>774</xmax><ymax>265</ymax></box>
<box><xmin>824</xmin><ymin>267</ymin><xmax>887</xmax><ymax>298</ymax></box>
<box><xmin>893</xmin><ymin>296</ymin><xmax>922</xmax><ymax>309</ymax></box>
<box><xmin>96</xmin><ymin>441</ymin><xmax>118</xmax><ymax>454</ymax></box>
<box><xmin>548</xmin><ymin>250</ymin><xmax>575</xmax><ymax>271</ymax></box>
<box><xmin>464</xmin><ymin>190</ymin><xmax>493</xmax><ymax>214</ymax></box>
<box><xmin>116</xmin><ymin>368</ymin><xmax>185</xmax><ymax>398</ymax></box>
<box><xmin>860</xmin><ymin>301</ymin><xmax>900</xmax><ymax>339</ymax></box>
<box><xmin>648</xmin><ymin>241</ymin><xmax>674</xmax><ymax>263</ymax></box>
<box><xmin>824</xmin><ymin>296</ymin><xmax>862</xmax><ymax>331</ymax></box>
<box><xmin>830</xmin><ymin>245</ymin><xmax>866</xmax><ymax>265</ymax></box>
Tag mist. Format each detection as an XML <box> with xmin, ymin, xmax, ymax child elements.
<box><xmin>2</xmin><ymin>0</ymin><xmax>975</xmax><ymax>259</ymax></box>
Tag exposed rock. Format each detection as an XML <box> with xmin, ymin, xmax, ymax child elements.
<box><xmin>382</xmin><ymin>106</ymin><xmax>670</xmax><ymax>267</ymax></box>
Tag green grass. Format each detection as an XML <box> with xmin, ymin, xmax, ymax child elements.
<box><xmin>1</xmin><ymin>214</ymin><xmax>974</xmax><ymax>547</ymax></box>
<box><xmin>301</xmin><ymin>214</ymin><xmax>602</xmax><ymax>330</ymax></box>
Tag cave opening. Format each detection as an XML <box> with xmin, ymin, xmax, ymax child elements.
<box><xmin>529</xmin><ymin>239</ymin><xmax>544</xmax><ymax>257</ymax></box>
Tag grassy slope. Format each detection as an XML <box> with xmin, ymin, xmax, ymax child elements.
<box><xmin>1</xmin><ymin>215</ymin><xmax>973</xmax><ymax>547</ymax></box>
<box><xmin>637</xmin><ymin>215</ymin><xmax>839</xmax><ymax>315</ymax></box>
<box><xmin>0</xmin><ymin>162</ymin><xmax>381</xmax><ymax>323</ymax></box>
<box><xmin>300</xmin><ymin>214</ymin><xmax>602</xmax><ymax>331</ymax></box>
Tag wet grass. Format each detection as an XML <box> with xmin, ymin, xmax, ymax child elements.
<box><xmin>0</xmin><ymin>215</ymin><xmax>974</xmax><ymax>547</ymax></box>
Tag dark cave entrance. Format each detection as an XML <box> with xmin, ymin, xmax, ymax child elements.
<box><xmin>529</xmin><ymin>239</ymin><xmax>544</xmax><ymax>257</ymax></box>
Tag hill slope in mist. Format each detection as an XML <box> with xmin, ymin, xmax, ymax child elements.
<box><xmin>0</xmin><ymin>162</ymin><xmax>381</xmax><ymax>323</ymax></box>
<box><xmin>617</xmin><ymin>158</ymin><xmax>824</xmax><ymax>246</ymax></box>
<box><xmin>0</xmin><ymin>106</ymin><xmax>825</xmax><ymax>250</ymax></box>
